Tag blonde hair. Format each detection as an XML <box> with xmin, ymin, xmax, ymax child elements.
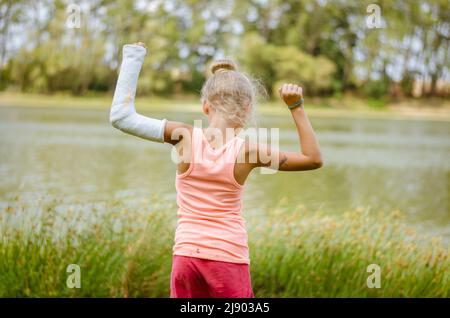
<box><xmin>201</xmin><ymin>59</ymin><xmax>264</xmax><ymax>128</ymax></box>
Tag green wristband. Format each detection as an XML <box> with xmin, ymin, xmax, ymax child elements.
<box><xmin>288</xmin><ymin>99</ymin><xmax>304</xmax><ymax>109</ymax></box>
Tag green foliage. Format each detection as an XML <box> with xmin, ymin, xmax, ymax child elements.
<box><xmin>0</xmin><ymin>0</ymin><xmax>449</xmax><ymax>98</ymax></box>
<box><xmin>239</xmin><ymin>33</ymin><xmax>336</xmax><ymax>96</ymax></box>
<box><xmin>367</xmin><ymin>98</ymin><xmax>387</xmax><ymax>109</ymax></box>
<box><xmin>273</xmin><ymin>46</ymin><xmax>336</xmax><ymax>95</ymax></box>
<box><xmin>362</xmin><ymin>80</ymin><xmax>390</xmax><ymax>99</ymax></box>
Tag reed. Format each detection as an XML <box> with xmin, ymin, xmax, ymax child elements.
<box><xmin>0</xmin><ymin>198</ymin><xmax>448</xmax><ymax>297</ymax></box>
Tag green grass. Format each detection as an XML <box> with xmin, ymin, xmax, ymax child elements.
<box><xmin>367</xmin><ymin>98</ymin><xmax>387</xmax><ymax>109</ymax></box>
<box><xmin>0</xmin><ymin>197</ymin><xmax>448</xmax><ymax>297</ymax></box>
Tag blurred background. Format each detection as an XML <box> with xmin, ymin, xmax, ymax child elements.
<box><xmin>0</xmin><ymin>0</ymin><xmax>449</xmax><ymax>297</ymax></box>
<box><xmin>1</xmin><ymin>0</ymin><xmax>449</xmax><ymax>99</ymax></box>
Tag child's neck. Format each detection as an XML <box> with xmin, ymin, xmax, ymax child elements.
<box><xmin>205</xmin><ymin>115</ymin><xmax>240</xmax><ymax>146</ymax></box>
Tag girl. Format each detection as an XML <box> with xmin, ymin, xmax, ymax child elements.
<box><xmin>110</xmin><ymin>42</ymin><xmax>322</xmax><ymax>298</ymax></box>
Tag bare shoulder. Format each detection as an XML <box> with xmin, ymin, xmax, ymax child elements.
<box><xmin>240</xmin><ymin>141</ymin><xmax>275</xmax><ymax>168</ymax></box>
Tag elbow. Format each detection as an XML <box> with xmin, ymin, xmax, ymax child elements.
<box><xmin>109</xmin><ymin>103</ymin><xmax>127</xmax><ymax>129</ymax></box>
<box><xmin>110</xmin><ymin>114</ymin><xmax>121</xmax><ymax>129</ymax></box>
<box><xmin>110</xmin><ymin>115</ymin><xmax>120</xmax><ymax>129</ymax></box>
<box><xmin>310</xmin><ymin>155</ymin><xmax>323</xmax><ymax>169</ymax></box>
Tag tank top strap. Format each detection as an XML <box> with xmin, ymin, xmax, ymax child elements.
<box><xmin>191</xmin><ymin>127</ymin><xmax>204</xmax><ymax>164</ymax></box>
<box><xmin>225</xmin><ymin>136</ymin><xmax>245</xmax><ymax>164</ymax></box>
<box><xmin>222</xmin><ymin>137</ymin><xmax>245</xmax><ymax>187</ymax></box>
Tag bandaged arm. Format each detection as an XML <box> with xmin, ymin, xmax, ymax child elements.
<box><xmin>110</xmin><ymin>44</ymin><xmax>167</xmax><ymax>142</ymax></box>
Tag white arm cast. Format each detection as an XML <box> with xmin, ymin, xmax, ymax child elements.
<box><xmin>110</xmin><ymin>44</ymin><xmax>166</xmax><ymax>142</ymax></box>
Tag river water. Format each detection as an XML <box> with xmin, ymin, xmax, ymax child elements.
<box><xmin>0</xmin><ymin>106</ymin><xmax>448</xmax><ymax>241</ymax></box>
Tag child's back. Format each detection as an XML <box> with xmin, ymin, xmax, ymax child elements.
<box><xmin>174</xmin><ymin>126</ymin><xmax>249</xmax><ymax>264</ymax></box>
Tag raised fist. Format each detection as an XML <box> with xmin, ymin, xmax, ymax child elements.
<box><xmin>279</xmin><ymin>83</ymin><xmax>303</xmax><ymax>107</ymax></box>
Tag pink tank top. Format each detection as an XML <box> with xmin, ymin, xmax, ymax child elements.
<box><xmin>173</xmin><ymin>127</ymin><xmax>249</xmax><ymax>264</ymax></box>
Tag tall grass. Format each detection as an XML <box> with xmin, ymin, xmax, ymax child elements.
<box><xmin>0</xmin><ymin>197</ymin><xmax>448</xmax><ymax>297</ymax></box>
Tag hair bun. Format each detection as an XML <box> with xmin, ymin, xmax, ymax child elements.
<box><xmin>210</xmin><ymin>59</ymin><xmax>237</xmax><ymax>74</ymax></box>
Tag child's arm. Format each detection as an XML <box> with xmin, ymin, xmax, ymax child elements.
<box><xmin>110</xmin><ymin>43</ymin><xmax>168</xmax><ymax>142</ymax></box>
<box><xmin>110</xmin><ymin>43</ymin><xmax>191</xmax><ymax>145</ymax></box>
<box><xmin>252</xmin><ymin>83</ymin><xmax>323</xmax><ymax>171</ymax></box>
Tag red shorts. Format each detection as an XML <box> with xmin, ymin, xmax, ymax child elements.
<box><xmin>170</xmin><ymin>255</ymin><xmax>254</xmax><ymax>298</ymax></box>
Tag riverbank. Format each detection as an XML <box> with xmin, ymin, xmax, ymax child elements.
<box><xmin>0</xmin><ymin>198</ymin><xmax>448</xmax><ymax>297</ymax></box>
<box><xmin>1</xmin><ymin>92</ymin><xmax>449</xmax><ymax>122</ymax></box>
